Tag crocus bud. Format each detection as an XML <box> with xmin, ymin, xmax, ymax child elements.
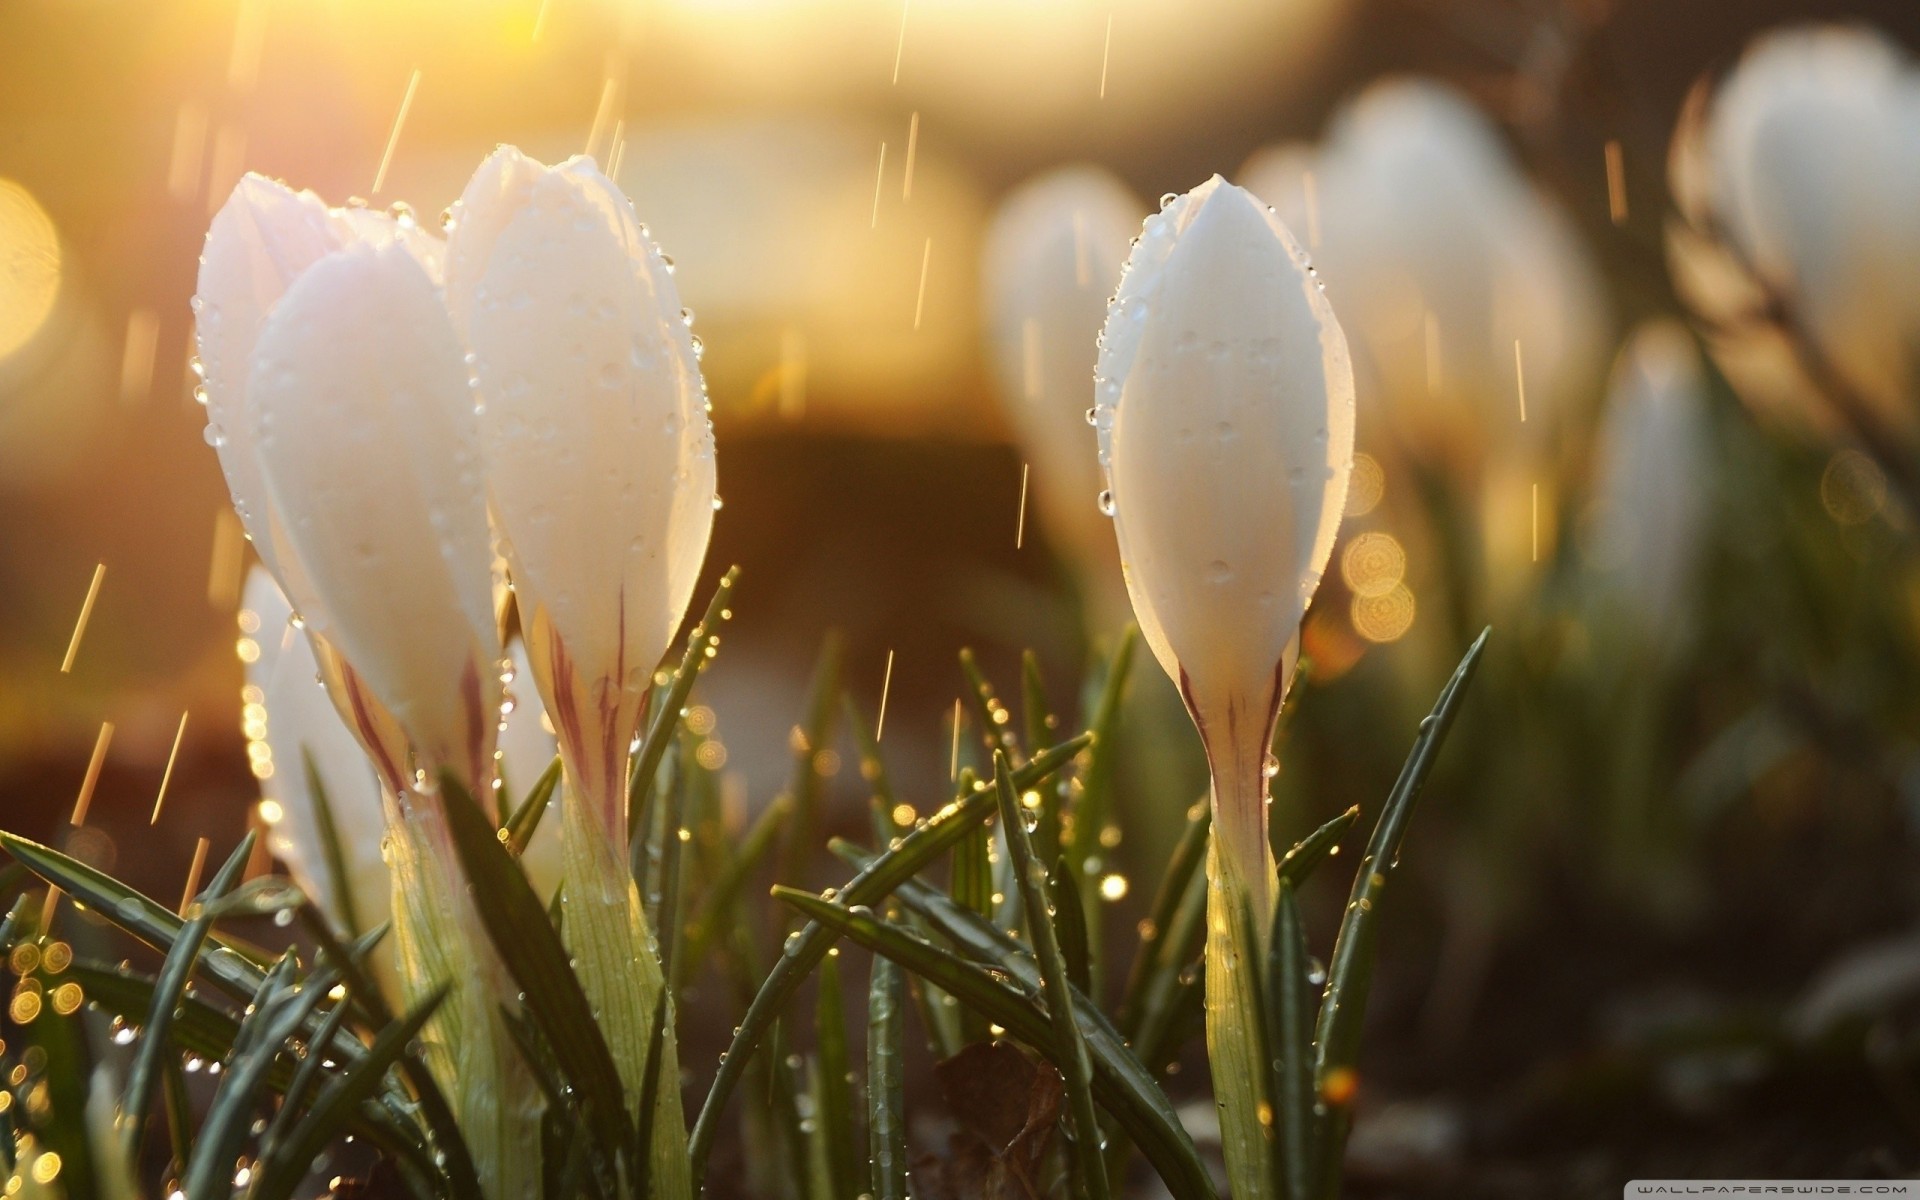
<box><xmin>1242</xmin><ymin>80</ymin><xmax>1605</xmax><ymax>473</ymax></box>
<box><xmin>1668</xmin><ymin>25</ymin><xmax>1920</xmax><ymax>439</ymax></box>
<box><xmin>1587</xmin><ymin>321</ymin><xmax>1711</xmax><ymax>642</ymax></box>
<box><xmin>1095</xmin><ymin>176</ymin><xmax>1353</xmax><ymax>1199</ymax></box>
<box><xmin>1096</xmin><ymin>176</ymin><xmax>1353</xmax><ymax>869</ymax></box>
<box><xmin>446</xmin><ymin>147</ymin><xmax>707</xmax><ymax>1197</ymax></box>
<box><xmin>981</xmin><ymin>166</ymin><xmax>1143</xmax><ymax>628</ymax></box>
<box><xmin>446</xmin><ymin>147</ymin><xmax>715</xmax><ymax>837</ymax></box>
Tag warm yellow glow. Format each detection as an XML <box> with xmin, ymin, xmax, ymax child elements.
<box><xmin>0</xmin><ymin>179</ymin><xmax>59</xmax><ymax>362</ymax></box>
<box><xmin>1351</xmin><ymin>583</ymin><xmax>1416</xmax><ymax>644</ymax></box>
<box><xmin>1345</xmin><ymin>452</ymin><xmax>1385</xmax><ymax>517</ymax></box>
<box><xmin>1099</xmin><ymin>873</ymin><xmax>1129</xmax><ymax>901</ymax></box>
<box><xmin>1339</xmin><ymin>531</ymin><xmax>1405</xmax><ymax>599</ymax></box>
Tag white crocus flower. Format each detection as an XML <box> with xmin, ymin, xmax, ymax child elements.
<box><xmin>1243</xmin><ymin>81</ymin><xmax>1605</xmax><ymax>472</ymax></box>
<box><xmin>1669</xmin><ymin>25</ymin><xmax>1920</xmax><ymax>440</ymax></box>
<box><xmin>445</xmin><ymin>146</ymin><xmax>712</xmax><ymax>1198</ymax></box>
<box><xmin>1588</xmin><ymin>321</ymin><xmax>1712</xmax><ymax>644</ymax></box>
<box><xmin>1094</xmin><ymin>175</ymin><xmax>1353</xmax><ymax>1199</ymax></box>
<box><xmin>198</xmin><ymin>180</ymin><xmax>537</xmax><ymax>1200</ymax></box>
<box><xmin>981</xmin><ymin>165</ymin><xmax>1144</xmax><ymax>629</ymax></box>
<box><xmin>243</xmin><ymin>567</ymin><xmax>563</xmax><ymax>985</ymax></box>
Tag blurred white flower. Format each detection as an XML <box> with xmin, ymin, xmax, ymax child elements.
<box><xmin>1095</xmin><ymin>174</ymin><xmax>1353</xmax><ymax>883</ymax></box>
<box><xmin>447</xmin><ymin>148</ymin><xmax>716</xmax><ymax>837</ymax></box>
<box><xmin>1587</xmin><ymin>321</ymin><xmax>1712</xmax><ymax>641</ymax></box>
<box><xmin>1668</xmin><ymin>25</ymin><xmax>1920</xmax><ymax>438</ymax></box>
<box><xmin>981</xmin><ymin>164</ymin><xmax>1143</xmax><ymax>627</ymax></box>
<box><xmin>1243</xmin><ymin>80</ymin><xmax>1606</xmax><ymax>471</ymax></box>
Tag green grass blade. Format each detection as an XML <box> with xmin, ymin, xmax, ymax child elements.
<box><xmin>120</xmin><ymin>831</ymin><xmax>255</xmax><ymax>1161</ymax></box>
<box><xmin>866</xmin><ymin>953</ymin><xmax>907</xmax><ymax>1200</ymax></box>
<box><xmin>814</xmin><ymin>953</ymin><xmax>859</xmax><ymax>1198</ymax></box>
<box><xmin>653</xmin><ymin>732</ymin><xmax>693</xmax><ymax>989</ymax></box>
<box><xmin>687</xmin><ymin>734</ymin><xmax>1092</xmax><ymax>1182</ymax></box>
<box><xmin>1050</xmin><ymin>855</ymin><xmax>1093</xmax><ymax>996</ymax></box>
<box><xmin>959</xmin><ymin>648</ymin><xmax>1022</xmax><ymax>765</ymax></box>
<box><xmin>303</xmin><ymin>746</ymin><xmax>363</xmax><ymax>939</ymax></box>
<box><xmin>774</xmin><ymin>888</ymin><xmax>1216</xmax><ymax>1200</ymax></box>
<box><xmin>628</xmin><ymin>565</ymin><xmax>741</xmax><ymax>844</ymax></box>
<box><xmin>250</xmin><ymin>986</ymin><xmax>448</xmax><ymax>1200</ymax></box>
<box><xmin>630</xmin><ymin>990</ymin><xmax>670</xmax><ymax>1198</ymax></box>
<box><xmin>1119</xmin><ymin>799</ymin><xmax>1209</xmax><ymax>1038</ymax></box>
<box><xmin>1267</xmin><ymin>883</ymin><xmax>1315</xmax><ymax>1200</ymax></box>
<box><xmin>1312</xmin><ymin>628</ymin><xmax>1489</xmax><ymax>1187</ymax></box>
<box><xmin>438</xmin><ymin>771</ymin><xmax>635</xmax><ymax>1172</ymax></box>
<box><xmin>777</xmin><ymin>633</ymin><xmax>845</xmax><ymax>886</ymax></box>
<box><xmin>1021</xmin><ymin>651</ymin><xmax>1064</xmax><ymax>866</ymax></box>
<box><xmin>678</xmin><ymin>792</ymin><xmax>794</xmax><ymax>976</ymax></box>
<box><xmin>183</xmin><ymin>955</ymin><xmax>327</xmax><ymax>1200</ymax></box>
<box><xmin>1276</xmin><ymin>806</ymin><xmax>1361</xmax><ymax>891</ymax></box>
<box><xmin>994</xmin><ymin>751</ymin><xmax>1109</xmax><ymax>1200</ymax></box>
<box><xmin>508</xmin><ymin>755</ymin><xmax>564</xmax><ymax>856</ymax></box>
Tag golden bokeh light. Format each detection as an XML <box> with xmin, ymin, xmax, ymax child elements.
<box><xmin>0</xmin><ymin>178</ymin><xmax>60</xmax><ymax>362</ymax></box>
<box><xmin>1345</xmin><ymin>452</ymin><xmax>1385</xmax><ymax>517</ymax></box>
<box><xmin>1339</xmin><ymin>531</ymin><xmax>1406</xmax><ymax>599</ymax></box>
<box><xmin>1351</xmin><ymin>583</ymin><xmax>1416</xmax><ymax>644</ymax></box>
<box><xmin>1821</xmin><ymin>448</ymin><xmax>1887</xmax><ymax>526</ymax></box>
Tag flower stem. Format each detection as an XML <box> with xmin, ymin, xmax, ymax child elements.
<box><xmin>1204</xmin><ymin>753</ymin><xmax>1277</xmax><ymax>1200</ymax></box>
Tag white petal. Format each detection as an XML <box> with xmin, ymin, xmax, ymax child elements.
<box><xmin>446</xmin><ymin>148</ymin><xmax>715</xmax><ymax>814</ymax></box>
<box><xmin>1097</xmin><ymin>177</ymin><xmax>1353</xmax><ymax>716</ymax></box>
<box><xmin>248</xmin><ymin>242</ymin><xmax>501</xmax><ymax>788</ymax></box>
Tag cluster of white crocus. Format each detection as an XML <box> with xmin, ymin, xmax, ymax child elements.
<box><xmin>1095</xmin><ymin>175</ymin><xmax>1354</xmax><ymax>1196</ymax></box>
<box><xmin>980</xmin><ymin>165</ymin><xmax>1144</xmax><ymax>627</ymax></box>
<box><xmin>1668</xmin><ymin>25</ymin><xmax>1920</xmax><ymax>442</ymax></box>
<box><xmin>1586</xmin><ymin>321</ymin><xmax>1712</xmax><ymax>645</ymax></box>
<box><xmin>197</xmin><ymin>149</ymin><xmax>713</xmax><ymax>1200</ymax></box>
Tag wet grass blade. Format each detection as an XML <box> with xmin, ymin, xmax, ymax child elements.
<box><xmin>777</xmin><ymin>633</ymin><xmax>845</xmax><ymax>886</ymax></box>
<box><xmin>628</xmin><ymin>565</ymin><xmax>741</xmax><ymax>844</ymax></box>
<box><xmin>1276</xmin><ymin>806</ymin><xmax>1360</xmax><ymax>891</ymax></box>
<box><xmin>183</xmin><ymin>954</ymin><xmax>326</xmax><ymax>1200</ymax></box>
<box><xmin>815</xmin><ymin>953</ymin><xmax>859</xmax><ymax>1198</ymax></box>
<box><xmin>959</xmin><ymin>648</ymin><xmax>1023</xmax><ymax>765</ymax></box>
<box><xmin>628</xmin><ymin>990</ymin><xmax>670</xmax><ymax>1198</ymax></box>
<box><xmin>678</xmin><ymin>792</ymin><xmax>794</xmax><ymax>977</ymax></box>
<box><xmin>1312</xmin><ymin>628</ymin><xmax>1488</xmax><ymax>1187</ymax></box>
<box><xmin>508</xmin><ymin>755</ymin><xmax>564</xmax><ymax>856</ymax></box>
<box><xmin>995</xmin><ymin>752</ymin><xmax>1109</xmax><ymax>1200</ymax></box>
<box><xmin>866</xmin><ymin>953</ymin><xmax>907</xmax><ymax>1200</ymax></box>
<box><xmin>687</xmin><ymin>734</ymin><xmax>1092</xmax><ymax>1182</ymax></box>
<box><xmin>0</xmin><ymin>832</ymin><xmax>272</xmax><ymax>1003</ymax></box>
<box><xmin>774</xmin><ymin>887</ymin><xmax>1215</xmax><ymax>1200</ymax></box>
<box><xmin>653</xmin><ymin>732</ymin><xmax>693</xmax><ymax>988</ymax></box>
<box><xmin>1120</xmin><ymin>800</ymin><xmax>1209</xmax><ymax>1038</ymax></box>
<box><xmin>250</xmin><ymin>986</ymin><xmax>448</xmax><ymax>1200</ymax></box>
<box><xmin>1021</xmin><ymin>652</ymin><xmax>1064</xmax><ymax>865</ymax></box>
<box><xmin>120</xmin><ymin>831</ymin><xmax>254</xmax><ymax>1161</ymax></box>
<box><xmin>1267</xmin><ymin>883</ymin><xmax>1315</xmax><ymax>1200</ymax></box>
<box><xmin>1050</xmin><ymin>856</ymin><xmax>1092</xmax><ymax>996</ymax></box>
<box><xmin>303</xmin><ymin>746</ymin><xmax>362</xmax><ymax>939</ymax></box>
<box><xmin>438</xmin><ymin>771</ymin><xmax>634</xmax><ymax>1171</ymax></box>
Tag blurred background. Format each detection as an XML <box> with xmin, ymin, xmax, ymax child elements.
<box><xmin>6</xmin><ymin>0</ymin><xmax>1920</xmax><ymax>1190</ymax></box>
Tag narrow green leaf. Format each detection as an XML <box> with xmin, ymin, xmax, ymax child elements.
<box><xmin>814</xmin><ymin>953</ymin><xmax>859</xmax><ymax>1198</ymax></box>
<box><xmin>1312</xmin><ymin>628</ymin><xmax>1489</xmax><ymax>1188</ymax></box>
<box><xmin>994</xmin><ymin>751</ymin><xmax>1109</xmax><ymax>1200</ymax></box>
<box><xmin>1020</xmin><ymin>651</ymin><xmax>1063</xmax><ymax>864</ymax></box>
<box><xmin>653</xmin><ymin>731</ymin><xmax>693</xmax><ymax>989</ymax></box>
<box><xmin>630</xmin><ymin>990</ymin><xmax>670</xmax><ymax>1198</ymax></box>
<box><xmin>958</xmin><ymin>648</ymin><xmax>1023</xmax><ymax>765</ymax></box>
<box><xmin>1120</xmin><ymin>799</ymin><xmax>1210</xmax><ymax>1037</ymax></box>
<box><xmin>1050</xmin><ymin>856</ymin><xmax>1092</xmax><ymax>996</ymax></box>
<box><xmin>508</xmin><ymin>755</ymin><xmax>564</xmax><ymax>856</ymax></box>
<box><xmin>303</xmin><ymin>746</ymin><xmax>363</xmax><ymax>939</ymax></box>
<box><xmin>121</xmin><ymin>832</ymin><xmax>255</xmax><ymax>1160</ymax></box>
<box><xmin>1267</xmin><ymin>884</ymin><xmax>1315</xmax><ymax>1200</ymax></box>
<box><xmin>777</xmin><ymin>633</ymin><xmax>845</xmax><ymax>886</ymax></box>
<box><xmin>865</xmin><ymin>954</ymin><xmax>907</xmax><ymax>1200</ymax></box>
<box><xmin>183</xmin><ymin>955</ymin><xmax>327</xmax><ymax>1200</ymax></box>
<box><xmin>678</xmin><ymin>792</ymin><xmax>794</xmax><ymax>975</ymax></box>
<box><xmin>1275</xmin><ymin>805</ymin><xmax>1361</xmax><ymax>892</ymax></box>
<box><xmin>773</xmin><ymin>888</ymin><xmax>1216</xmax><ymax>1200</ymax></box>
<box><xmin>627</xmin><ymin>565</ymin><xmax>742</xmax><ymax>843</ymax></box>
<box><xmin>437</xmin><ymin>771</ymin><xmax>635</xmax><ymax>1171</ymax></box>
<box><xmin>250</xmin><ymin>986</ymin><xmax>448</xmax><ymax>1200</ymax></box>
<box><xmin>687</xmin><ymin>733</ymin><xmax>1092</xmax><ymax>1182</ymax></box>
